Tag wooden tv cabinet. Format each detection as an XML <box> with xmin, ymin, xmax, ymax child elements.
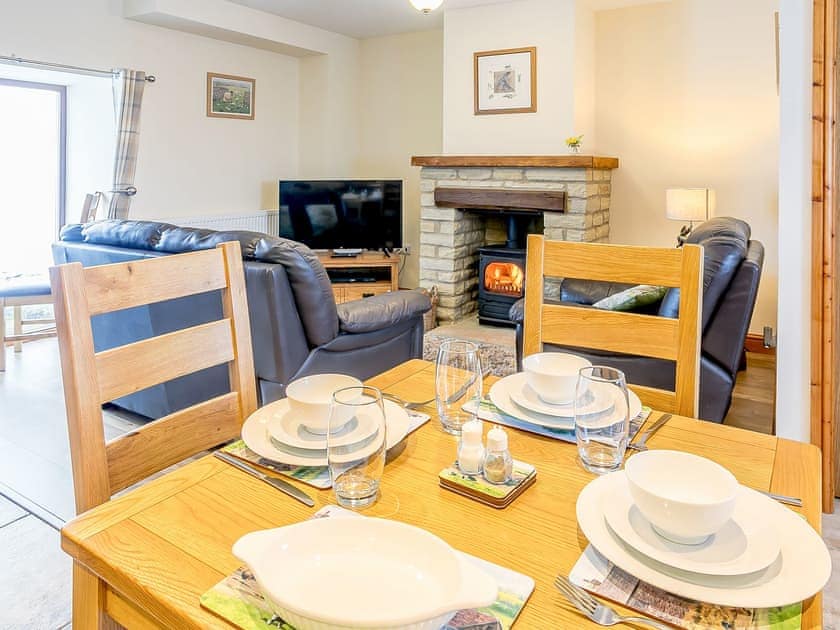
<box><xmin>317</xmin><ymin>252</ymin><xmax>399</xmax><ymax>304</ymax></box>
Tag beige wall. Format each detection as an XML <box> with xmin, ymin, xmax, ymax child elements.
<box><xmin>355</xmin><ymin>30</ymin><xmax>443</xmax><ymax>289</ymax></box>
<box><xmin>595</xmin><ymin>0</ymin><xmax>779</xmax><ymax>334</ymax></box>
<box><xmin>298</xmin><ymin>41</ymin><xmax>361</xmax><ymax>180</ymax></box>
<box><xmin>2</xmin><ymin>0</ymin><xmax>300</xmax><ymax>219</ymax></box>
<box><xmin>443</xmin><ymin>0</ymin><xmax>591</xmax><ymax>154</ymax></box>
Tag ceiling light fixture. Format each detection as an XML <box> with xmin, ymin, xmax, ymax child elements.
<box><xmin>410</xmin><ymin>0</ymin><xmax>443</xmax><ymax>14</ymax></box>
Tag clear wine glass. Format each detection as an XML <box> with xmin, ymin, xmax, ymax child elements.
<box><xmin>435</xmin><ymin>339</ymin><xmax>483</xmax><ymax>435</ymax></box>
<box><xmin>575</xmin><ymin>366</ymin><xmax>630</xmax><ymax>474</ymax></box>
<box><xmin>327</xmin><ymin>385</ymin><xmax>386</xmax><ymax>509</ymax></box>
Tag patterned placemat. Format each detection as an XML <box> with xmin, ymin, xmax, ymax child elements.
<box><xmin>570</xmin><ymin>546</ymin><xmax>802</xmax><ymax>630</ymax></box>
<box><xmin>223</xmin><ymin>411</ymin><xmax>431</xmax><ymax>489</ymax></box>
<box><xmin>463</xmin><ymin>398</ymin><xmax>650</xmax><ymax>444</ymax></box>
<box><xmin>200</xmin><ymin>505</ymin><xmax>536</xmax><ymax>629</ymax></box>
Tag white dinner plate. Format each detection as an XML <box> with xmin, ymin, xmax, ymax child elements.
<box><xmin>242</xmin><ymin>398</ymin><xmax>409</xmax><ymax>467</ymax></box>
<box><xmin>602</xmin><ymin>473</ymin><xmax>780</xmax><ymax>576</ymax></box>
<box><xmin>509</xmin><ymin>377</ymin><xmax>615</xmax><ymax>418</ymax></box>
<box><xmin>263</xmin><ymin>399</ymin><xmax>379</xmax><ymax>450</ymax></box>
<box><xmin>489</xmin><ymin>373</ymin><xmax>641</xmax><ymax>430</ymax></box>
<box><xmin>577</xmin><ymin>472</ymin><xmax>831</xmax><ymax>607</ymax></box>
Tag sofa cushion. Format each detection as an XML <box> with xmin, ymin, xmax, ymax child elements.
<box><xmin>254</xmin><ymin>237</ymin><xmax>339</xmax><ymax>346</ymax></box>
<box><xmin>658</xmin><ymin>217</ymin><xmax>750</xmax><ymax>327</ymax></box>
<box><xmin>61</xmin><ymin>220</ymin><xmax>341</xmax><ymax>348</ymax></box>
<box><xmin>337</xmin><ymin>290</ymin><xmax>431</xmax><ymax>334</ymax></box>
<box><xmin>593</xmin><ymin>284</ymin><xmax>667</xmax><ymax>312</ymax></box>
<box><xmin>560</xmin><ymin>278</ymin><xmax>636</xmax><ymax>305</ymax></box>
<box><xmin>62</xmin><ymin>219</ymin><xmax>266</xmax><ymax>259</ymax></box>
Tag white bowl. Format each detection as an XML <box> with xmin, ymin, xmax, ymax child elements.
<box><xmin>624</xmin><ymin>450</ymin><xmax>739</xmax><ymax>545</ymax></box>
<box><xmin>285</xmin><ymin>374</ymin><xmax>363</xmax><ymax>435</ymax></box>
<box><xmin>522</xmin><ymin>352</ymin><xmax>591</xmax><ymax>404</ymax></box>
<box><xmin>233</xmin><ymin>518</ymin><xmax>498</xmax><ymax>630</ymax></box>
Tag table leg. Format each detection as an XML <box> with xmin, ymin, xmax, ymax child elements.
<box><xmin>13</xmin><ymin>305</ymin><xmax>22</xmax><ymax>353</ymax></box>
<box><xmin>73</xmin><ymin>561</ymin><xmax>121</xmax><ymax>629</ymax></box>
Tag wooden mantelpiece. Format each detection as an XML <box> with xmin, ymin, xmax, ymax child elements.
<box><xmin>434</xmin><ymin>187</ymin><xmax>566</xmax><ymax>213</ymax></box>
<box><xmin>411</xmin><ymin>155</ymin><xmax>619</xmax><ymax>169</ymax></box>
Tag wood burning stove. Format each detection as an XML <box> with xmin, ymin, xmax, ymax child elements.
<box><xmin>478</xmin><ymin>245</ymin><xmax>527</xmax><ymax>326</ymax></box>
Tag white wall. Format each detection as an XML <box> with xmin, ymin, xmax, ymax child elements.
<box><xmin>1</xmin><ymin>0</ymin><xmax>300</xmax><ymax>219</ymax></box>
<box><xmin>442</xmin><ymin>0</ymin><xmax>588</xmax><ymax>154</ymax></box>
<box><xmin>775</xmin><ymin>0</ymin><xmax>812</xmax><ymax>442</ymax></box>
<box><xmin>356</xmin><ymin>30</ymin><xmax>444</xmax><ymax>289</ymax></box>
<box><xmin>594</xmin><ymin>0</ymin><xmax>780</xmax><ymax>335</ymax></box>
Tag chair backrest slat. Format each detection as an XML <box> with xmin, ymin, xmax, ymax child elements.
<box><xmin>540</xmin><ymin>304</ymin><xmax>680</xmax><ymax>360</ymax></box>
<box><xmin>523</xmin><ymin>235</ymin><xmax>703</xmax><ymax>418</ymax></box>
<box><xmin>105</xmin><ymin>392</ymin><xmax>242</xmax><ymax>494</ymax></box>
<box><xmin>540</xmin><ymin>241</ymin><xmax>685</xmax><ymax>287</ymax></box>
<box><xmin>84</xmin><ymin>248</ymin><xmax>228</xmax><ymax>316</ymax></box>
<box><xmin>95</xmin><ymin>319</ymin><xmax>234</xmax><ymax>404</ymax></box>
<box><xmin>51</xmin><ymin>240</ymin><xmax>258</xmax><ymax>514</ymax></box>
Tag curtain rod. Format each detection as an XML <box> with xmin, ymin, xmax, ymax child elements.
<box><xmin>0</xmin><ymin>55</ymin><xmax>156</xmax><ymax>82</ymax></box>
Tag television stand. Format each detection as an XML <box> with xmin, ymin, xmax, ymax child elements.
<box><xmin>318</xmin><ymin>252</ymin><xmax>399</xmax><ymax>304</ymax></box>
<box><xmin>330</xmin><ymin>248</ymin><xmax>363</xmax><ymax>258</ymax></box>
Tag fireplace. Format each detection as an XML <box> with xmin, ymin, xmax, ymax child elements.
<box><xmin>413</xmin><ymin>155</ymin><xmax>618</xmax><ymax>323</ymax></box>
<box><xmin>477</xmin><ymin>246</ymin><xmax>526</xmax><ymax>326</ymax></box>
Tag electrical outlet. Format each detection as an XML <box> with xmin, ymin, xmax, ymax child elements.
<box><xmin>401</xmin><ymin>244</ymin><xmax>412</xmax><ymax>255</ymax></box>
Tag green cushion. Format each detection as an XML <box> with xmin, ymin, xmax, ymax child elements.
<box><xmin>592</xmin><ymin>284</ymin><xmax>667</xmax><ymax>312</ymax></box>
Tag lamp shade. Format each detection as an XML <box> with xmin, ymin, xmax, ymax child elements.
<box><xmin>665</xmin><ymin>188</ymin><xmax>715</xmax><ymax>222</ymax></box>
<box><xmin>410</xmin><ymin>0</ymin><xmax>443</xmax><ymax>13</ymax></box>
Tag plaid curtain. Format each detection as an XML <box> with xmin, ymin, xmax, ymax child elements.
<box><xmin>108</xmin><ymin>69</ymin><xmax>146</xmax><ymax>219</ymax></box>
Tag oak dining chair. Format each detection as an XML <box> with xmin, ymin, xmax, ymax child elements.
<box><xmin>522</xmin><ymin>235</ymin><xmax>704</xmax><ymax>418</ymax></box>
<box><xmin>50</xmin><ymin>240</ymin><xmax>258</xmax><ymax>629</ymax></box>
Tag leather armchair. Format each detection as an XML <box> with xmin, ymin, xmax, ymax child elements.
<box><xmin>510</xmin><ymin>217</ymin><xmax>764</xmax><ymax>423</ymax></box>
<box><xmin>53</xmin><ymin>220</ymin><xmax>430</xmax><ymax>419</ymax></box>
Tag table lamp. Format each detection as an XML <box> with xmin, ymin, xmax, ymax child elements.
<box><xmin>666</xmin><ymin>188</ymin><xmax>715</xmax><ymax>246</ymax></box>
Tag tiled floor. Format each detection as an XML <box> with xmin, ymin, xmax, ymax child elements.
<box><xmin>0</xmin><ymin>338</ymin><xmax>144</xmax><ymax>628</ymax></box>
<box><xmin>0</xmin><ymin>337</ymin><xmax>837</xmax><ymax>628</ymax></box>
<box><xmin>0</xmin><ymin>497</ymin><xmax>71</xmax><ymax>629</ymax></box>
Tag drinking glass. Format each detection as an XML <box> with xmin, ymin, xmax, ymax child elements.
<box><xmin>575</xmin><ymin>366</ymin><xmax>630</xmax><ymax>474</ymax></box>
<box><xmin>327</xmin><ymin>386</ymin><xmax>386</xmax><ymax>509</ymax></box>
<box><xmin>435</xmin><ymin>339</ymin><xmax>483</xmax><ymax>435</ymax></box>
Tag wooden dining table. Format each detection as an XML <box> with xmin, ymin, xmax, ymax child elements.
<box><xmin>62</xmin><ymin>359</ymin><xmax>824</xmax><ymax>629</ymax></box>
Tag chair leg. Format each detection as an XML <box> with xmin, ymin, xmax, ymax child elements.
<box><xmin>13</xmin><ymin>305</ymin><xmax>22</xmax><ymax>353</ymax></box>
<box><xmin>73</xmin><ymin>562</ymin><xmax>121</xmax><ymax>629</ymax></box>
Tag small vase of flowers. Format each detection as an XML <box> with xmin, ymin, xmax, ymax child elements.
<box><xmin>566</xmin><ymin>134</ymin><xmax>584</xmax><ymax>154</ymax></box>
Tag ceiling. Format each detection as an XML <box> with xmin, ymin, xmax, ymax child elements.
<box><xmin>227</xmin><ymin>0</ymin><xmax>671</xmax><ymax>39</ymax></box>
<box><xmin>227</xmin><ymin>0</ymin><xmax>522</xmax><ymax>39</ymax></box>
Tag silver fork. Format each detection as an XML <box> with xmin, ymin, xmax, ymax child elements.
<box><xmin>554</xmin><ymin>575</ymin><xmax>671</xmax><ymax>630</ymax></box>
<box><xmin>383</xmin><ymin>374</ymin><xmax>478</xmax><ymax>410</ymax></box>
<box><xmin>381</xmin><ymin>392</ymin><xmax>435</xmax><ymax>410</ymax></box>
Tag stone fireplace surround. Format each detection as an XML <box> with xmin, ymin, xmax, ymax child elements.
<box><xmin>412</xmin><ymin>155</ymin><xmax>619</xmax><ymax>323</ymax></box>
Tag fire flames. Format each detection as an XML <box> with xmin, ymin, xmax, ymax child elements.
<box><xmin>484</xmin><ymin>262</ymin><xmax>525</xmax><ymax>296</ymax></box>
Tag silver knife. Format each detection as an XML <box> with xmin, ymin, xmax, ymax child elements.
<box><xmin>214</xmin><ymin>451</ymin><xmax>315</xmax><ymax>507</ymax></box>
<box><xmin>627</xmin><ymin>413</ymin><xmax>672</xmax><ymax>451</ymax></box>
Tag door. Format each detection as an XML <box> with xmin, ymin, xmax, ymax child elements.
<box><xmin>0</xmin><ymin>78</ymin><xmax>66</xmax><ymax>275</ymax></box>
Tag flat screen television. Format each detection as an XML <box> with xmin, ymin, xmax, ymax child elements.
<box><xmin>278</xmin><ymin>179</ymin><xmax>403</xmax><ymax>251</ymax></box>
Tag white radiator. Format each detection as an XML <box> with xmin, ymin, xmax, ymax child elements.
<box><xmin>161</xmin><ymin>210</ymin><xmax>279</xmax><ymax>235</ymax></box>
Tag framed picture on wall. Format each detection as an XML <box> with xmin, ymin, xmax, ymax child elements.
<box><xmin>206</xmin><ymin>73</ymin><xmax>255</xmax><ymax>120</ymax></box>
<box><xmin>473</xmin><ymin>47</ymin><xmax>537</xmax><ymax>115</ymax></box>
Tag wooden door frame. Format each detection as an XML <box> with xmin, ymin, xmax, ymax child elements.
<box><xmin>812</xmin><ymin>0</ymin><xmax>839</xmax><ymax>511</ymax></box>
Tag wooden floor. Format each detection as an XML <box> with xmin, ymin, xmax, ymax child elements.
<box><xmin>724</xmin><ymin>352</ymin><xmax>776</xmax><ymax>434</ymax></box>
